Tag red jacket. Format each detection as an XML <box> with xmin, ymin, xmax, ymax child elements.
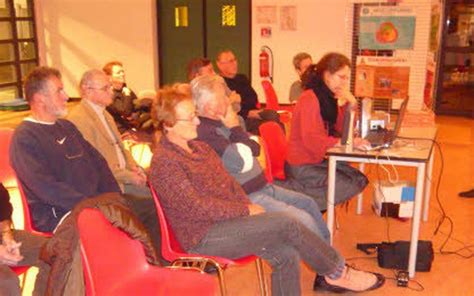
<box><xmin>287</xmin><ymin>89</ymin><xmax>345</xmax><ymax>165</ymax></box>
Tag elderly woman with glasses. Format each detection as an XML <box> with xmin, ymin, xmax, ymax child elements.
<box><xmin>284</xmin><ymin>52</ymin><xmax>370</xmax><ymax>211</ymax></box>
<box><xmin>149</xmin><ymin>84</ymin><xmax>384</xmax><ymax>295</ymax></box>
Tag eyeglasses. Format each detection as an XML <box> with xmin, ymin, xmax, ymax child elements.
<box><xmin>336</xmin><ymin>74</ymin><xmax>349</xmax><ymax>81</ymax></box>
<box><xmin>219</xmin><ymin>58</ymin><xmax>237</xmax><ymax>64</ymax></box>
<box><xmin>88</xmin><ymin>84</ymin><xmax>113</xmax><ymax>92</ymax></box>
<box><xmin>176</xmin><ymin>112</ymin><xmax>198</xmax><ymax>123</ymax></box>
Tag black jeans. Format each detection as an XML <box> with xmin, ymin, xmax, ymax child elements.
<box><xmin>278</xmin><ymin>161</ymin><xmax>369</xmax><ymax>211</ymax></box>
<box><xmin>189</xmin><ymin>212</ymin><xmax>344</xmax><ymax>296</ymax></box>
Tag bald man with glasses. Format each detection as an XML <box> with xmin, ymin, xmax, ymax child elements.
<box><xmin>67</xmin><ymin>69</ymin><xmax>150</xmax><ymax>198</ymax></box>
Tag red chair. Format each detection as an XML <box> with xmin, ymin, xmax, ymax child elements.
<box><xmin>259</xmin><ymin>122</ymin><xmax>288</xmax><ymax>180</ymax></box>
<box><xmin>148</xmin><ymin>185</ymin><xmax>268</xmax><ymax>296</ymax></box>
<box><xmin>0</xmin><ymin>128</ymin><xmax>51</xmax><ymax>237</ymax></box>
<box><xmin>260</xmin><ymin>79</ymin><xmax>280</xmax><ymax>111</ymax></box>
<box><xmin>78</xmin><ymin>208</ymin><xmax>218</xmax><ymax>296</ymax></box>
<box><xmin>255</xmin><ymin>135</ymin><xmax>273</xmax><ymax>183</ymax></box>
<box><xmin>260</xmin><ymin>79</ymin><xmax>292</xmax><ymax>123</ymax></box>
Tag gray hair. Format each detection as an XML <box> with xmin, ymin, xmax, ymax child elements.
<box><xmin>190</xmin><ymin>74</ymin><xmax>227</xmax><ymax>114</ymax></box>
<box><xmin>79</xmin><ymin>69</ymin><xmax>106</xmax><ymax>95</ymax></box>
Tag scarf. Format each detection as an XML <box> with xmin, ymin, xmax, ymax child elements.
<box><xmin>310</xmin><ymin>78</ymin><xmax>338</xmax><ymax>136</ymax></box>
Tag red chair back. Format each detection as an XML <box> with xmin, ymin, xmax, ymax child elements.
<box><xmin>257</xmin><ymin>136</ymin><xmax>274</xmax><ymax>183</ymax></box>
<box><xmin>148</xmin><ymin>184</ymin><xmax>268</xmax><ymax>295</ymax></box>
<box><xmin>0</xmin><ymin>128</ymin><xmax>15</xmax><ymax>185</ymax></box>
<box><xmin>150</xmin><ymin>185</ymin><xmax>251</xmax><ymax>265</ymax></box>
<box><xmin>259</xmin><ymin>122</ymin><xmax>288</xmax><ymax>180</ymax></box>
<box><xmin>78</xmin><ymin>208</ymin><xmax>217</xmax><ymax>296</ymax></box>
<box><xmin>261</xmin><ymin>80</ymin><xmax>279</xmax><ymax>110</ymax></box>
<box><xmin>0</xmin><ymin>128</ymin><xmax>39</xmax><ymax>233</ymax></box>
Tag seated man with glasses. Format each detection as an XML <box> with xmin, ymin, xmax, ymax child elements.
<box><xmin>9</xmin><ymin>66</ymin><xmax>160</xmax><ymax>245</ymax></box>
<box><xmin>216</xmin><ymin>50</ymin><xmax>283</xmax><ymax>135</ymax></box>
<box><xmin>67</xmin><ymin>69</ymin><xmax>150</xmax><ymax>198</ymax></box>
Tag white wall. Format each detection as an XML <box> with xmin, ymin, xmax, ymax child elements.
<box><xmin>34</xmin><ymin>0</ymin><xmax>159</xmax><ymax>98</ymax></box>
<box><xmin>251</xmin><ymin>0</ymin><xmax>352</xmax><ymax>104</ymax></box>
<box><xmin>33</xmin><ymin>0</ymin><xmax>432</xmax><ymax>109</ymax></box>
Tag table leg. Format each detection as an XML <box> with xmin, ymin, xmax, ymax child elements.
<box><xmin>423</xmin><ymin>149</ymin><xmax>435</xmax><ymax>222</ymax></box>
<box><xmin>408</xmin><ymin>162</ymin><xmax>426</xmax><ymax>278</ymax></box>
<box><xmin>356</xmin><ymin>163</ymin><xmax>365</xmax><ymax>215</ymax></box>
<box><xmin>327</xmin><ymin>156</ymin><xmax>337</xmax><ymax>244</ymax></box>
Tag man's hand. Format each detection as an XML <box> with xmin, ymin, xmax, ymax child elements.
<box><xmin>247</xmin><ymin>204</ymin><xmax>265</xmax><ymax>216</ymax></box>
<box><xmin>130</xmin><ymin>168</ymin><xmax>147</xmax><ymax>186</ymax></box>
<box><xmin>247</xmin><ymin>109</ymin><xmax>261</xmax><ymax>119</ymax></box>
<box><xmin>0</xmin><ymin>242</ymin><xmax>23</xmax><ymax>266</ymax></box>
<box><xmin>228</xmin><ymin>91</ymin><xmax>241</xmax><ymax>104</ymax></box>
<box><xmin>219</xmin><ymin>105</ymin><xmax>240</xmax><ymax>128</ymax></box>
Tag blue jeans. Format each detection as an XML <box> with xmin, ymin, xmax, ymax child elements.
<box><xmin>189</xmin><ymin>212</ymin><xmax>344</xmax><ymax>296</ymax></box>
<box><xmin>248</xmin><ymin>184</ymin><xmax>330</xmax><ymax>242</ymax></box>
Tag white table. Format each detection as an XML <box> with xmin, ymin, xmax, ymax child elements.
<box><xmin>326</xmin><ymin>127</ymin><xmax>437</xmax><ymax>278</ymax></box>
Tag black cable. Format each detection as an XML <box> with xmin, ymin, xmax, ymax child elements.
<box><xmin>396</xmin><ymin>136</ymin><xmax>473</xmax><ymax>259</ymax></box>
<box><xmin>389</xmin><ymin>270</ymin><xmax>425</xmax><ymax>292</ymax></box>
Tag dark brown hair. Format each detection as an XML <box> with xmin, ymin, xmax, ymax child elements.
<box><xmin>187</xmin><ymin>58</ymin><xmax>211</xmax><ymax>81</ymax></box>
<box><xmin>23</xmin><ymin>66</ymin><xmax>61</xmax><ymax>102</ymax></box>
<box><xmin>302</xmin><ymin>52</ymin><xmax>351</xmax><ymax>89</ymax></box>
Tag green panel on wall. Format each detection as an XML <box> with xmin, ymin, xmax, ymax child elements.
<box><xmin>158</xmin><ymin>0</ymin><xmax>204</xmax><ymax>85</ymax></box>
<box><xmin>206</xmin><ymin>0</ymin><xmax>251</xmax><ymax>78</ymax></box>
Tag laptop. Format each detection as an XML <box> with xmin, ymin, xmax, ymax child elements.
<box><xmin>364</xmin><ymin>99</ymin><xmax>408</xmax><ymax>148</ymax></box>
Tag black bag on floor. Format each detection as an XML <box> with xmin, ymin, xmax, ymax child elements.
<box><xmin>377</xmin><ymin>240</ymin><xmax>434</xmax><ymax>272</ymax></box>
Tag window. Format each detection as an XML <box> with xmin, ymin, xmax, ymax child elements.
<box><xmin>0</xmin><ymin>0</ymin><xmax>38</xmax><ymax>102</ymax></box>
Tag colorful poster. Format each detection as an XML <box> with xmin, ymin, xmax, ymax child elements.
<box><xmin>355</xmin><ymin>56</ymin><xmax>410</xmax><ymax>99</ymax></box>
<box><xmin>359</xmin><ymin>6</ymin><xmax>416</xmax><ymax>50</ymax></box>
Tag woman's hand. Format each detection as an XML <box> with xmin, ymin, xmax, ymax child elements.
<box><xmin>335</xmin><ymin>88</ymin><xmax>357</xmax><ymax>106</ymax></box>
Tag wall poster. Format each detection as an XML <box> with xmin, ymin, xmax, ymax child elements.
<box><xmin>355</xmin><ymin>56</ymin><xmax>410</xmax><ymax>99</ymax></box>
<box><xmin>256</xmin><ymin>5</ymin><xmax>277</xmax><ymax>24</ymax></box>
<box><xmin>359</xmin><ymin>6</ymin><xmax>416</xmax><ymax>50</ymax></box>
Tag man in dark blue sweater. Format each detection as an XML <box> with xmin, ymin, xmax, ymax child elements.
<box><xmin>10</xmin><ymin>67</ymin><xmax>121</xmax><ymax>233</ymax></box>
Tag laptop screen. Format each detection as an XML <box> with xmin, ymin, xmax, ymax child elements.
<box><xmin>391</xmin><ymin>99</ymin><xmax>408</xmax><ymax>139</ymax></box>
<box><xmin>340</xmin><ymin>103</ymin><xmax>355</xmax><ymax>145</ymax></box>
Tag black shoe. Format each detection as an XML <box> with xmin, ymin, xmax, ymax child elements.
<box><xmin>313</xmin><ymin>270</ymin><xmax>385</xmax><ymax>293</ymax></box>
<box><xmin>459</xmin><ymin>189</ymin><xmax>474</xmax><ymax>198</ymax></box>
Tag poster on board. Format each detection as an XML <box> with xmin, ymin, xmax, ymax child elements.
<box><xmin>355</xmin><ymin>56</ymin><xmax>410</xmax><ymax>99</ymax></box>
<box><xmin>359</xmin><ymin>6</ymin><xmax>416</xmax><ymax>50</ymax></box>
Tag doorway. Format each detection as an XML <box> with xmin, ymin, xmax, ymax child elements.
<box><xmin>157</xmin><ymin>0</ymin><xmax>251</xmax><ymax>85</ymax></box>
<box><xmin>436</xmin><ymin>0</ymin><xmax>474</xmax><ymax>117</ymax></box>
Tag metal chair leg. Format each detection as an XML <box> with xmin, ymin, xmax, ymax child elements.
<box><xmin>255</xmin><ymin>259</ymin><xmax>268</xmax><ymax>296</ymax></box>
<box><xmin>215</xmin><ymin>265</ymin><xmax>227</xmax><ymax>296</ymax></box>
